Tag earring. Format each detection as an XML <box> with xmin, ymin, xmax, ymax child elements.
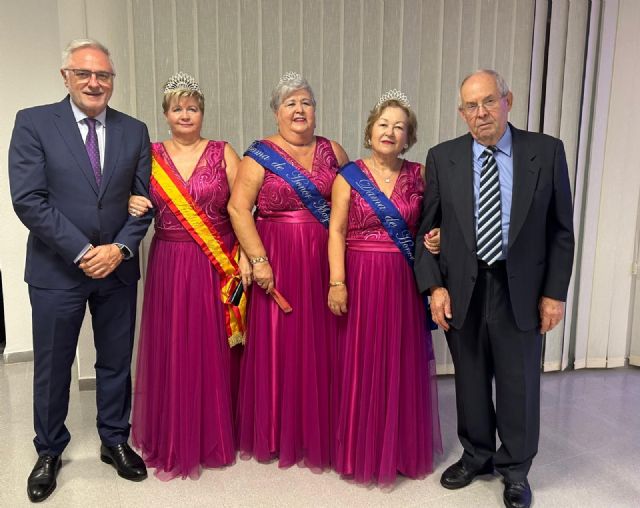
<box><xmin>404</xmin><ymin>144</ymin><xmax>409</xmax><ymax>149</ymax></box>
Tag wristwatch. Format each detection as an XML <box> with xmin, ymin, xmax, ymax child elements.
<box><xmin>115</xmin><ymin>243</ymin><xmax>129</xmax><ymax>260</ymax></box>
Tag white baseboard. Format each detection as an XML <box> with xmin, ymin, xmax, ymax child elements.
<box><xmin>78</xmin><ymin>377</ymin><xmax>96</xmax><ymax>391</ymax></box>
<box><xmin>543</xmin><ymin>360</ymin><xmax>562</xmax><ymax>372</ymax></box>
<box><xmin>435</xmin><ymin>364</ymin><xmax>455</xmax><ymax>375</ymax></box>
<box><xmin>3</xmin><ymin>350</ymin><xmax>34</xmax><ymax>364</ymax></box>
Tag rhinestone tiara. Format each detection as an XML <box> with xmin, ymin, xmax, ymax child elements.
<box><xmin>377</xmin><ymin>89</ymin><xmax>410</xmax><ymax>108</ymax></box>
<box><xmin>278</xmin><ymin>71</ymin><xmax>303</xmax><ymax>86</ymax></box>
<box><xmin>163</xmin><ymin>71</ymin><xmax>201</xmax><ymax>94</ymax></box>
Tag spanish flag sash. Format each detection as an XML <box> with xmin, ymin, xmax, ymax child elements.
<box><xmin>150</xmin><ymin>147</ymin><xmax>246</xmax><ymax>347</ymax></box>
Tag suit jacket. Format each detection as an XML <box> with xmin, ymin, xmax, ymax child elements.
<box><xmin>415</xmin><ymin>124</ymin><xmax>574</xmax><ymax>331</ymax></box>
<box><xmin>9</xmin><ymin>96</ymin><xmax>152</xmax><ymax>289</ymax></box>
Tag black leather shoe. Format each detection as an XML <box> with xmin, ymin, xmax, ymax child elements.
<box><xmin>27</xmin><ymin>454</ymin><xmax>61</xmax><ymax>503</ymax></box>
<box><xmin>503</xmin><ymin>479</ymin><xmax>532</xmax><ymax>508</ymax></box>
<box><xmin>100</xmin><ymin>443</ymin><xmax>147</xmax><ymax>481</ymax></box>
<box><xmin>440</xmin><ymin>459</ymin><xmax>494</xmax><ymax>490</ymax></box>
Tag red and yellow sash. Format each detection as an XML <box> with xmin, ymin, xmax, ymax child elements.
<box><xmin>150</xmin><ymin>148</ymin><xmax>246</xmax><ymax>347</ymax></box>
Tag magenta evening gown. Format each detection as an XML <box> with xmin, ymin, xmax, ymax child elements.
<box><xmin>236</xmin><ymin>137</ymin><xmax>339</xmax><ymax>471</ymax></box>
<box><xmin>333</xmin><ymin>159</ymin><xmax>442</xmax><ymax>486</ymax></box>
<box><xmin>131</xmin><ymin>141</ymin><xmax>241</xmax><ymax>480</ymax></box>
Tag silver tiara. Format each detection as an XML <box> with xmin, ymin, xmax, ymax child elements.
<box><xmin>163</xmin><ymin>71</ymin><xmax>201</xmax><ymax>94</ymax></box>
<box><xmin>278</xmin><ymin>71</ymin><xmax>303</xmax><ymax>86</ymax></box>
<box><xmin>377</xmin><ymin>89</ymin><xmax>410</xmax><ymax>108</ymax></box>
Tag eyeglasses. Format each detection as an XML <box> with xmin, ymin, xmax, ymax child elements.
<box><xmin>64</xmin><ymin>68</ymin><xmax>115</xmax><ymax>84</ymax></box>
<box><xmin>460</xmin><ymin>95</ymin><xmax>506</xmax><ymax>116</ymax></box>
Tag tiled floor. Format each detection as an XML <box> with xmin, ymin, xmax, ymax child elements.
<box><xmin>1</xmin><ymin>361</ymin><xmax>639</xmax><ymax>507</ymax></box>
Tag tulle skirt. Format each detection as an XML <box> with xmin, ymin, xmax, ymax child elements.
<box><xmin>333</xmin><ymin>239</ymin><xmax>442</xmax><ymax>486</ymax></box>
<box><xmin>236</xmin><ymin>210</ymin><xmax>335</xmax><ymax>471</ymax></box>
<box><xmin>131</xmin><ymin>227</ymin><xmax>241</xmax><ymax>480</ymax></box>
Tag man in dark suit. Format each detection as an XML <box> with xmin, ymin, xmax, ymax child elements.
<box><xmin>9</xmin><ymin>39</ymin><xmax>151</xmax><ymax>502</ymax></box>
<box><xmin>415</xmin><ymin>70</ymin><xmax>574</xmax><ymax>508</ymax></box>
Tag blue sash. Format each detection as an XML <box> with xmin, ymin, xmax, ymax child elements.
<box><xmin>340</xmin><ymin>161</ymin><xmax>415</xmax><ymax>266</ymax></box>
<box><xmin>244</xmin><ymin>140</ymin><xmax>330</xmax><ymax>228</ymax></box>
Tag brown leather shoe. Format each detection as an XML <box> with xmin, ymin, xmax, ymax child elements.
<box><xmin>100</xmin><ymin>443</ymin><xmax>147</xmax><ymax>481</ymax></box>
<box><xmin>503</xmin><ymin>478</ymin><xmax>532</xmax><ymax>508</ymax></box>
<box><xmin>440</xmin><ymin>459</ymin><xmax>494</xmax><ymax>489</ymax></box>
<box><xmin>27</xmin><ymin>454</ymin><xmax>61</xmax><ymax>503</ymax></box>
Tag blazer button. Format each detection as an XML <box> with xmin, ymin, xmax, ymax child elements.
<box><xmin>97</xmin><ymin>202</ymin><xmax>103</xmax><ymax>210</ymax></box>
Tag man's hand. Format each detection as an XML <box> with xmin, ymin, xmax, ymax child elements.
<box><xmin>79</xmin><ymin>244</ymin><xmax>123</xmax><ymax>279</ymax></box>
<box><xmin>430</xmin><ymin>286</ymin><xmax>452</xmax><ymax>331</ymax></box>
<box><xmin>539</xmin><ymin>296</ymin><xmax>565</xmax><ymax>334</ymax></box>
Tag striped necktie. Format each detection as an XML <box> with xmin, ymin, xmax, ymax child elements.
<box><xmin>476</xmin><ymin>145</ymin><xmax>502</xmax><ymax>264</ymax></box>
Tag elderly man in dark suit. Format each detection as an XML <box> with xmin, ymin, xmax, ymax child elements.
<box><xmin>415</xmin><ymin>69</ymin><xmax>574</xmax><ymax>508</ymax></box>
<box><xmin>9</xmin><ymin>39</ymin><xmax>151</xmax><ymax>502</ymax></box>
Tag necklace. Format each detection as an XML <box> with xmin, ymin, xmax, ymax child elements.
<box><xmin>370</xmin><ymin>158</ymin><xmax>398</xmax><ymax>184</ymax></box>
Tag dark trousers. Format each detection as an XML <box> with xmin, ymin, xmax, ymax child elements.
<box><xmin>29</xmin><ymin>275</ymin><xmax>137</xmax><ymax>456</ymax></box>
<box><xmin>445</xmin><ymin>262</ymin><xmax>542</xmax><ymax>482</ymax></box>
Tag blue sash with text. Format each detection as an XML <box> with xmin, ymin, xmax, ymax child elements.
<box><xmin>340</xmin><ymin>162</ymin><xmax>415</xmax><ymax>266</ymax></box>
<box><xmin>244</xmin><ymin>140</ymin><xmax>330</xmax><ymax>228</ymax></box>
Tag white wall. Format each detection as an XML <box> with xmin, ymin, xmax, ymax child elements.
<box><xmin>0</xmin><ymin>1</ymin><xmax>64</xmax><ymax>360</ymax></box>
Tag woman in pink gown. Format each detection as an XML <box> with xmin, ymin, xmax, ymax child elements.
<box><xmin>228</xmin><ymin>73</ymin><xmax>349</xmax><ymax>470</ymax></box>
<box><xmin>129</xmin><ymin>73</ymin><xmax>248</xmax><ymax>480</ymax></box>
<box><xmin>328</xmin><ymin>92</ymin><xmax>442</xmax><ymax>486</ymax></box>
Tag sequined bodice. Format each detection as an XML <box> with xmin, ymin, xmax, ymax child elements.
<box><xmin>346</xmin><ymin>159</ymin><xmax>424</xmax><ymax>241</ymax></box>
<box><xmin>150</xmin><ymin>140</ymin><xmax>230</xmax><ymax>230</ymax></box>
<box><xmin>255</xmin><ymin>137</ymin><xmax>339</xmax><ymax>215</ymax></box>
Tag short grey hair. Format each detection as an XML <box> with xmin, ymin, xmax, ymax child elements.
<box><xmin>61</xmin><ymin>38</ymin><xmax>115</xmax><ymax>73</ymax></box>
<box><xmin>269</xmin><ymin>74</ymin><xmax>316</xmax><ymax>112</ymax></box>
<box><xmin>459</xmin><ymin>69</ymin><xmax>510</xmax><ymax>106</ymax></box>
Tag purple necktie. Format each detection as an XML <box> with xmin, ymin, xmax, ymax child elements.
<box><xmin>85</xmin><ymin>117</ymin><xmax>102</xmax><ymax>186</ymax></box>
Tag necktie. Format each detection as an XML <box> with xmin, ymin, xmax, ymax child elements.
<box><xmin>85</xmin><ymin>117</ymin><xmax>102</xmax><ymax>187</ymax></box>
<box><xmin>476</xmin><ymin>145</ymin><xmax>502</xmax><ymax>264</ymax></box>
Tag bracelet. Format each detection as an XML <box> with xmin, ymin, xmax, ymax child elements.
<box><xmin>249</xmin><ymin>255</ymin><xmax>269</xmax><ymax>265</ymax></box>
<box><xmin>329</xmin><ymin>281</ymin><xmax>345</xmax><ymax>287</ymax></box>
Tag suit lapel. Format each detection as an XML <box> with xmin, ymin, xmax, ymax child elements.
<box><xmin>508</xmin><ymin>125</ymin><xmax>540</xmax><ymax>248</ymax></box>
<box><xmin>100</xmin><ymin>107</ymin><xmax>122</xmax><ymax>198</ymax></box>
<box><xmin>52</xmin><ymin>97</ymin><xmax>99</xmax><ymax>195</ymax></box>
<box><xmin>448</xmin><ymin>134</ymin><xmax>476</xmax><ymax>252</ymax></box>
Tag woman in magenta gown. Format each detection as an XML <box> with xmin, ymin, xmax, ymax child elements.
<box><xmin>228</xmin><ymin>73</ymin><xmax>349</xmax><ymax>470</ymax></box>
<box><xmin>129</xmin><ymin>73</ymin><xmax>248</xmax><ymax>480</ymax></box>
<box><xmin>328</xmin><ymin>91</ymin><xmax>442</xmax><ymax>486</ymax></box>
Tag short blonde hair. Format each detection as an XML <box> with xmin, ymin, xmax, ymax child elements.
<box><xmin>363</xmin><ymin>99</ymin><xmax>417</xmax><ymax>154</ymax></box>
<box><xmin>162</xmin><ymin>90</ymin><xmax>205</xmax><ymax>113</ymax></box>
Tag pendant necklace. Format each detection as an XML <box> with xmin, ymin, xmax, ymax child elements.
<box><xmin>371</xmin><ymin>158</ymin><xmax>394</xmax><ymax>183</ymax></box>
